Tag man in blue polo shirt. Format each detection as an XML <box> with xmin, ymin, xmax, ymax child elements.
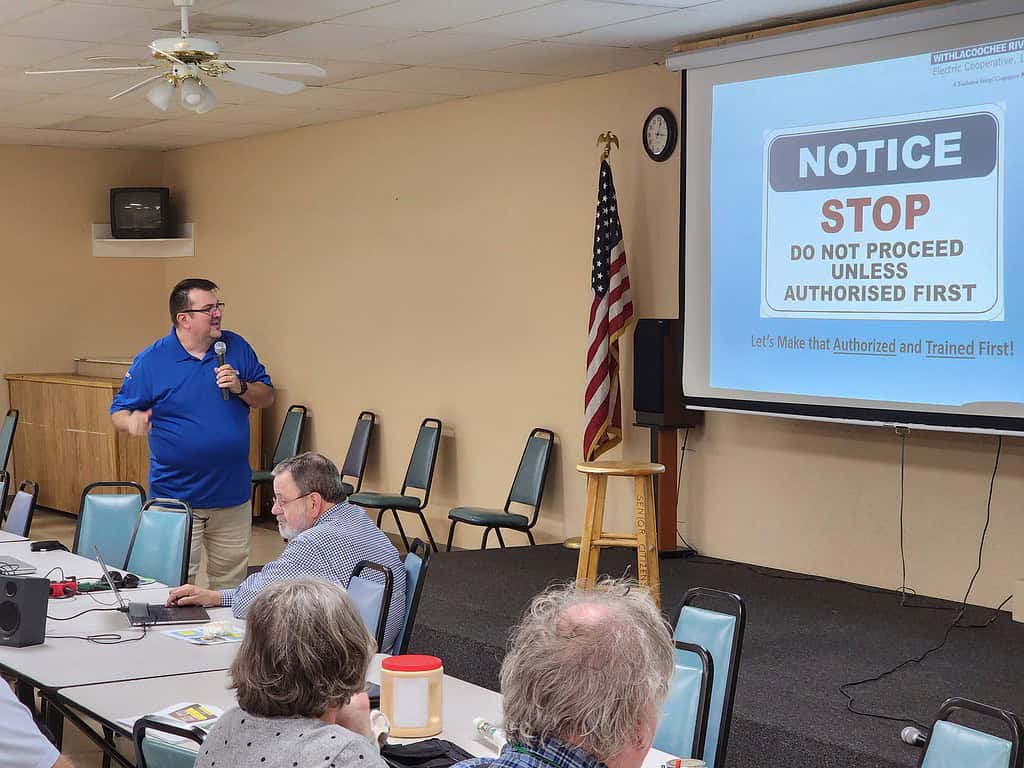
<box><xmin>111</xmin><ymin>278</ymin><xmax>274</xmax><ymax>589</ymax></box>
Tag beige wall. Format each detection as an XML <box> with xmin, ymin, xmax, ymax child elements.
<box><xmin>135</xmin><ymin>61</ymin><xmax>1024</xmax><ymax>609</ymax></box>
<box><xmin>0</xmin><ymin>144</ymin><xmax>168</xmax><ymax>475</ymax></box>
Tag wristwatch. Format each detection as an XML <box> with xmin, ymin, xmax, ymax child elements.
<box><xmin>237</xmin><ymin>380</ymin><xmax>248</xmax><ymax>397</ymax></box>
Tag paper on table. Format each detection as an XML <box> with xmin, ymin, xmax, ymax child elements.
<box><xmin>117</xmin><ymin>702</ymin><xmax>224</xmax><ymax>743</ymax></box>
<box><xmin>163</xmin><ymin>624</ymin><xmax>244</xmax><ymax>645</ymax></box>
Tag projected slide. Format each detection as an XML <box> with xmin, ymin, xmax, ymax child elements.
<box><xmin>710</xmin><ymin>37</ymin><xmax>1024</xmax><ymax>409</ymax></box>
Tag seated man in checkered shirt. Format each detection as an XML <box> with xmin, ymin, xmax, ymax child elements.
<box><xmin>167</xmin><ymin>452</ymin><xmax>407</xmax><ymax>652</ymax></box>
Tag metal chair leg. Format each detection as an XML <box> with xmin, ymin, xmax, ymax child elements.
<box><xmin>415</xmin><ymin>509</ymin><xmax>438</xmax><ymax>552</ymax></box>
<box><xmin>376</xmin><ymin>508</ymin><xmax>385</xmax><ymax>528</ymax></box>
<box><xmin>495</xmin><ymin>528</ymin><xmax>506</xmax><ymax>548</ymax></box>
<box><xmin>526</xmin><ymin>529</ymin><xmax>536</xmax><ymax>545</ymax></box>
<box><xmin>445</xmin><ymin>521</ymin><xmax>457</xmax><ymax>552</ymax></box>
<box><xmin>390</xmin><ymin>509</ymin><xmax>410</xmax><ymax>551</ymax></box>
<box><xmin>481</xmin><ymin>527</ymin><xmax>491</xmax><ymax>549</ymax></box>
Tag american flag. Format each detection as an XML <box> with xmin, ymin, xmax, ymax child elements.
<box><xmin>585</xmin><ymin>159</ymin><xmax>634</xmax><ymax>461</ymax></box>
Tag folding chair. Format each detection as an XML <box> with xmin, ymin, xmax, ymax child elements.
<box><xmin>918</xmin><ymin>697</ymin><xmax>1022</xmax><ymax>768</ymax></box>
<box><xmin>673</xmin><ymin>587</ymin><xmax>746</xmax><ymax>768</ymax></box>
<box><xmin>348</xmin><ymin>560</ymin><xmax>393</xmax><ymax>651</ymax></box>
<box><xmin>446</xmin><ymin>427</ymin><xmax>555</xmax><ymax>550</ymax></box>
<box><xmin>654</xmin><ymin>641</ymin><xmax>714</xmax><ymax>760</ymax></box>
<box><xmin>341</xmin><ymin>411</ymin><xmax>376</xmax><ymax>496</ymax></box>
<box><xmin>350</xmin><ymin>418</ymin><xmax>442</xmax><ymax>551</ymax></box>
<box><xmin>393</xmin><ymin>538</ymin><xmax>431</xmax><ymax>654</ymax></box>
<box><xmin>73</xmin><ymin>481</ymin><xmax>147</xmax><ymax>568</ymax></box>
<box><xmin>133</xmin><ymin>716</ymin><xmax>205</xmax><ymax>768</ymax></box>
<box><xmin>0</xmin><ymin>409</ymin><xmax>17</xmax><ymax>474</ymax></box>
<box><xmin>251</xmin><ymin>404</ymin><xmax>307</xmax><ymax>514</ymax></box>
<box><xmin>124</xmin><ymin>498</ymin><xmax>193</xmax><ymax>587</ymax></box>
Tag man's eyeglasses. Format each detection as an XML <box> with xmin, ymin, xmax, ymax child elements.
<box><xmin>181</xmin><ymin>302</ymin><xmax>225</xmax><ymax>316</ymax></box>
<box><xmin>272</xmin><ymin>492</ymin><xmax>312</xmax><ymax>509</ymax></box>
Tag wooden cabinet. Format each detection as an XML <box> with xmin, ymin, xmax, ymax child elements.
<box><xmin>5</xmin><ymin>373</ymin><xmax>261</xmax><ymax>515</ymax></box>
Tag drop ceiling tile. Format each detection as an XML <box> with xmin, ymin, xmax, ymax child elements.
<box><xmin>212</xmin><ymin>0</ymin><xmax>393</xmax><ymax>23</ymax></box>
<box><xmin>213</xmin><ymin>52</ymin><xmax>405</xmax><ymax>86</ymax></box>
<box><xmin>221</xmin><ymin>82</ymin><xmax>372</xmax><ymax>109</ymax></box>
<box><xmin>341</xmin><ymin>65</ymin><xmax>556</xmax><ymax>96</ymax></box>
<box><xmin>80</xmin><ymin>0</ymin><xmax>233</xmax><ymax>9</ymax></box>
<box><xmin>0</xmin><ymin>88</ymin><xmax>61</xmax><ymax>108</ymax></box>
<box><xmin>231</xmin><ymin>22</ymin><xmax>415</xmax><ymax>58</ymax></box>
<box><xmin>0</xmin><ymin>36</ymin><xmax>93</xmax><ymax>68</ymax></box>
<box><xmin>336</xmin><ymin>0</ymin><xmax>555</xmax><ymax>32</ymax></box>
<box><xmin>17</xmin><ymin>91</ymin><xmax>116</xmax><ymax>114</ymax></box>
<box><xmin>442</xmin><ymin>40</ymin><xmax>662</xmax><ymax>76</ymax></box>
<box><xmin>5</xmin><ymin>3</ymin><xmax>177</xmax><ymax>44</ymax></box>
<box><xmin>345</xmin><ymin>31</ymin><xmax>525</xmax><ymax>65</ymax></box>
<box><xmin>601</xmin><ymin>0</ymin><xmax>718</xmax><ymax>6</ymax></box>
<box><xmin>45</xmin><ymin>114</ymin><xmax>160</xmax><ymax>131</ymax></box>
<box><xmin>178</xmin><ymin>102</ymin><xmax>318</xmax><ymax>126</ymax></box>
<box><xmin>0</xmin><ymin>1</ymin><xmax>61</xmax><ymax>25</ymax></box>
<box><xmin>297</xmin><ymin>106</ymin><xmax>376</xmax><ymax>124</ymax></box>
<box><xmin>321</xmin><ymin>88</ymin><xmax>453</xmax><ymax>112</ymax></box>
<box><xmin>452</xmin><ymin>0</ymin><xmax>672</xmax><ymax>39</ymax></box>
<box><xmin>0</xmin><ymin>66</ymin><xmax>67</xmax><ymax>93</ymax></box>
<box><xmin>0</xmin><ymin>109</ymin><xmax>79</xmax><ymax>128</ymax></box>
<box><xmin>558</xmin><ymin>7</ymin><xmax>715</xmax><ymax>48</ymax></box>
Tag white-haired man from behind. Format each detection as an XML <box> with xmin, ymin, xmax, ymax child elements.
<box><xmin>454</xmin><ymin>578</ymin><xmax>674</xmax><ymax>768</ymax></box>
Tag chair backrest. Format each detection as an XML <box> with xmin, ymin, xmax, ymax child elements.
<box><xmin>920</xmin><ymin>697</ymin><xmax>1023</xmax><ymax>768</ymax></box>
<box><xmin>0</xmin><ymin>409</ymin><xmax>18</xmax><ymax>474</ymax></box>
<box><xmin>341</xmin><ymin>411</ymin><xmax>376</xmax><ymax>494</ymax></box>
<box><xmin>673</xmin><ymin>587</ymin><xmax>746</xmax><ymax>768</ymax></box>
<box><xmin>393</xmin><ymin>537</ymin><xmax>431</xmax><ymax>655</ymax></box>
<box><xmin>4</xmin><ymin>480</ymin><xmax>38</xmax><ymax>538</ymax></box>
<box><xmin>133</xmin><ymin>716</ymin><xmax>204</xmax><ymax>768</ymax></box>
<box><xmin>0</xmin><ymin>470</ymin><xmax>9</xmax><ymax>523</ymax></box>
<box><xmin>125</xmin><ymin>499</ymin><xmax>193</xmax><ymax>587</ymax></box>
<box><xmin>505</xmin><ymin>428</ymin><xmax>555</xmax><ymax>525</ymax></box>
<box><xmin>654</xmin><ymin>641</ymin><xmax>714</xmax><ymax>759</ymax></box>
<box><xmin>348</xmin><ymin>559</ymin><xmax>393</xmax><ymax>651</ymax></box>
<box><xmin>270</xmin><ymin>404</ymin><xmax>307</xmax><ymax>467</ymax></box>
<box><xmin>74</xmin><ymin>481</ymin><xmax>147</xmax><ymax>567</ymax></box>
<box><xmin>401</xmin><ymin>418</ymin><xmax>442</xmax><ymax>501</ymax></box>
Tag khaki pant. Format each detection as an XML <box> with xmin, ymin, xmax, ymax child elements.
<box><xmin>188</xmin><ymin>501</ymin><xmax>252</xmax><ymax>590</ymax></box>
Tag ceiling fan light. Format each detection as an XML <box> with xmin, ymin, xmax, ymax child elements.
<box><xmin>146</xmin><ymin>79</ymin><xmax>175</xmax><ymax>111</ymax></box>
<box><xmin>180</xmin><ymin>76</ymin><xmax>203</xmax><ymax>106</ymax></box>
<box><xmin>195</xmin><ymin>82</ymin><xmax>217</xmax><ymax>113</ymax></box>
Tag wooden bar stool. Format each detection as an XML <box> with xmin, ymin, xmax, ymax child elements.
<box><xmin>575</xmin><ymin>460</ymin><xmax>666</xmax><ymax>606</ymax></box>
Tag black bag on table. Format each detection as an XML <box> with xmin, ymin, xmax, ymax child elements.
<box><xmin>381</xmin><ymin>739</ymin><xmax>476</xmax><ymax>768</ymax></box>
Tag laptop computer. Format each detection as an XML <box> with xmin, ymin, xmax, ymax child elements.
<box><xmin>93</xmin><ymin>546</ymin><xmax>211</xmax><ymax>627</ymax></box>
<box><xmin>0</xmin><ymin>555</ymin><xmax>37</xmax><ymax>576</ymax></box>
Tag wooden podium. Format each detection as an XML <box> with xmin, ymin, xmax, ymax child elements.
<box><xmin>6</xmin><ymin>372</ymin><xmax>261</xmax><ymax>515</ymax></box>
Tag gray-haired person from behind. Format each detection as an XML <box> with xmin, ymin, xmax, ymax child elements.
<box><xmin>454</xmin><ymin>578</ymin><xmax>674</xmax><ymax>768</ymax></box>
<box><xmin>195</xmin><ymin>578</ymin><xmax>388</xmax><ymax>768</ymax></box>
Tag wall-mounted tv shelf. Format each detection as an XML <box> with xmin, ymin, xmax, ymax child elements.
<box><xmin>92</xmin><ymin>223</ymin><xmax>194</xmax><ymax>258</ymax></box>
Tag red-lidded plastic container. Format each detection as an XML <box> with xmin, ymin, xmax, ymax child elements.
<box><xmin>380</xmin><ymin>655</ymin><xmax>443</xmax><ymax>737</ymax></box>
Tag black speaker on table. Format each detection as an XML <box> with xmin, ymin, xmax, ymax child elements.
<box><xmin>633</xmin><ymin>318</ymin><xmax>703</xmax><ymax>428</ymax></box>
<box><xmin>0</xmin><ymin>576</ymin><xmax>48</xmax><ymax>647</ymax></box>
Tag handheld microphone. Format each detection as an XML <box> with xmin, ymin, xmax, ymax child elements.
<box><xmin>901</xmin><ymin>726</ymin><xmax>928</xmax><ymax>747</ymax></box>
<box><xmin>214</xmin><ymin>340</ymin><xmax>229</xmax><ymax>400</ymax></box>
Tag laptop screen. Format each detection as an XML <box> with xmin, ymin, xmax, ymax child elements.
<box><xmin>92</xmin><ymin>545</ymin><xmax>128</xmax><ymax>610</ymax></box>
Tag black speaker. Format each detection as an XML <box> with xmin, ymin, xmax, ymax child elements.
<box><xmin>633</xmin><ymin>318</ymin><xmax>703</xmax><ymax>428</ymax></box>
<box><xmin>0</xmin><ymin>576</ymin><xmax>48</xmax><ymax>647</ymax></box>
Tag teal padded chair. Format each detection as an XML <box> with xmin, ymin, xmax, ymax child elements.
<box><xmin>3</xmin><ymin>480</ymin><xmax>38</xmax><ymax>538</ymax></box>
<box><xmin>654</xmin><ymin>641</ymin><xmax>714</xmax><ymax>760</ymax></box>
<box><xmin>445</xmin><ymin>427</ymin><xmax>554</xmax><ymax>550</ymax></box>
<box><xmin>0</xmin><ymin>409</ymin><xmax>18</xmax><ymax>474</ymax></box>
<box><xmin>673</xmin><ymin>587</ymin><xmax>746</xmax><ymax>768</ymax></box>
<box><xmin>340</xmin><ymin>411</ymin><xmax>376</xmax><ymax>497</ymax></box>
<box><xmin>393</xmin><ymin>538</ymin><xmax>431</xmax><ymax>655</ymax></box>
<box><xmin>133</xmin><ymin>716</ymin><xmax>205</xmax><ymax>768</ymax></box>
<box><xmin>350</xmin><ymin>418</ymin><xmax>442</xmax><ymax>552</ymax></box>
<box><xmin>73</xmin><ymin>481</ymin><xmax>146</xmax><ymax>569</ymax></box>
<box><xmin>348</xmin><ymin>559</ymin><xmax>393</xmax><ymax>651</ymax></box>
<box><xmin>124</xmin><ymin>498</ymin><xmax>193</xmax><ymax>587</ymax></box>
<box><xmin>918</xmin><ymin>697</ymin><xmax>1022</xmax><ymax>768</ymax></box>
<box><xmin>251</xmin><ymin>404</ymin><xmax>307</xmax><ymax>513</ymax></box>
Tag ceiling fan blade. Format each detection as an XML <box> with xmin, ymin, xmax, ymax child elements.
<box><xmin>220</xmin><ymin>69</ymin><xmax>305</xmax><ymax>94</ymax></box>
<box><xmin>218</xmin><ymin>60</ymin><xmax>325</xmax><ymax>76</ymax></box>
<box><xmin>109</xmin><ymin>73</ymin><xmax>167</xmax><ymax>100</ymax></box>
<box><xmin>87</xmin><ymin>56</ymin><xmax>148</xmax><ymax>64</ymax></box>
<box><xmin>25</xmin><ymin>65</ymin><xmax>156</xmax><ymax>75</ymax></box>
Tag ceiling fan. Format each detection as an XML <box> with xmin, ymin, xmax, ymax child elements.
<box><xmin>25</xmin><ymin>0</ymin><xmax>324</xmax><ymax>114</ymax></box>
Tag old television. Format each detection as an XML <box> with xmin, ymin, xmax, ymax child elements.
<box><xmin>110</xmin><ymin>187</ymin><xmax>172</xmax><ymax>238</ymax></box>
